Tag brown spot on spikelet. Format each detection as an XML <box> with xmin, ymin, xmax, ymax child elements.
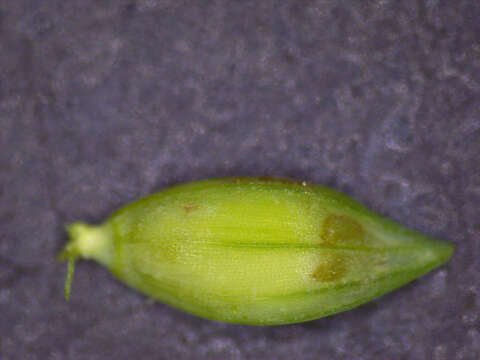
<box><xmin>183</xmin><ymin>204</ymin><xmax>198</xmax><ymax>213</ymax></box>
<box><xmin>322</xmin><ymin>214</ymin><xmax>366</xmax><ymax>247</ymax></box>
<box><xmin>312</xmin><ymin>256</ymin><xmax>346</xmax><ymax>282</ymax></box>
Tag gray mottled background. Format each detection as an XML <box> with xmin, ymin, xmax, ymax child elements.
<box><xmin>1</xmin><ymin>1</ymin><xmax>479</xmax><ymax>359</ymax></box>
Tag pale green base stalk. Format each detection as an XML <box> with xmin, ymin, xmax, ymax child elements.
<box><xmin>59</xmin><ymin>222</ymin><xmax>113</xmax><ymax>300</ymax></box>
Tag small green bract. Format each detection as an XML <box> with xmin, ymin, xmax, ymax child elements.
<box><xmin>59</xmin><ymin>177</ymin><xmax>454</xmax><ymax>325</ymax></box>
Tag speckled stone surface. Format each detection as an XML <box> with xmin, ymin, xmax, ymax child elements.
<box><xmin>1</xmin><ymin>1</ymin><xmax>479</xmax><ymax>359</ymax></box>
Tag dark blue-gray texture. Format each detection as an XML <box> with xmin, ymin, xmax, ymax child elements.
<box><xmin>1</xmin><ymin>1</ymin><xmax>479</xmax><ymax>359</ymax></box>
